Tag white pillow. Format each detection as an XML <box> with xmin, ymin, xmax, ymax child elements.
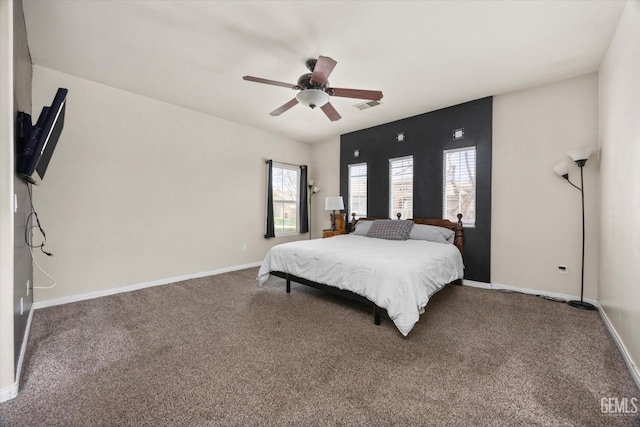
<box><xmin>409</xmin><ymin>224</ymin><xmax>455</xmax><ymax>244</ymax></box>
<box><xmin>352</xmin><ymin>220</ymin><xmax>372</xmax><ymax>236</ymax></box>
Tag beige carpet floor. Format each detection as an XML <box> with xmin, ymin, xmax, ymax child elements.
<box><xmin>0</xmin><ymin>267</ymin><xmax>638</xmax><ymax>426</ymax></box>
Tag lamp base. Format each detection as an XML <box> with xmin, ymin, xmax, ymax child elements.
<box><xmin>567</xmin><ymin>300</ymin><xmax>597</xmax><ymax>311</ymax></box>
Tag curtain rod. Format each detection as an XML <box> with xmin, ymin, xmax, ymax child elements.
<box><xmin>265</xmin><ymin>159</ymin><xmax>307</xmax><ymax>168</ymax></box>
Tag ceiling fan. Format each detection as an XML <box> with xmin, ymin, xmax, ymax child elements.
<box><xmin>243</xmin><ymin>55</ymin><xmax>383</xmax><ymax>122</ymax></box>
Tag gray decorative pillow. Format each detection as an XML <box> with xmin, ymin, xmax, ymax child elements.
<box><xmin>409</xmin><ymin>224</ymin><xmax>455</xmax><ymax>244</ymax></box>
<box><xmin>366</xmin><ymin>219</ymin><xmax>414</xmax><ymax>240</ymax></box>
<box><xmin>352</xmin><ymin>220</ymin><xmax>372</xmax><ymax>236</ymax></box>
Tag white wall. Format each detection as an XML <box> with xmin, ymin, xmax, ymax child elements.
<box><xmin>598</xmin><ymin>0</ymin><xmax>640</xmax><ymax>377</ymax></box>
<box><xmin>31</xmin><ymin>66</ymin><xmax>311</xmax><ymax>302</ymax></box>
<box><xmin>492</xmin><ymin>74</ymin><xmax>600</xmax><ymax>298</ymax></box>
<box><xmin>309</xmin><ymin>136</ymin><xmax>341</xmax><ymax>239</ymax></box>
<box><xmin>0</xmin><ymin>0</ymin><xmax>16</xmax><ymax>399</ymax></box>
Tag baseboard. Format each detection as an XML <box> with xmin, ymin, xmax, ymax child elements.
<box><xmin>598</xmin><ymin>307</ymin><xmax>640</xmax><ymax>391</ymax></box>
<box><xmin>461</xmin><ymin>279</ymin><xmax>492</xmax><ymax>289</ymax></box>
<box><xmin>33</xmin><ymin>261</ymin><xmax>262</xmax><ymax>310</ymax></box>
<box><xmin>15</xmin><ymin>306</ymin><xmax>34</xmax><ymax>387</ymax></box>
<box><xmin>462</xmin><ymin>280</ymin><xmax>598</xmax><ymax>306</ymax></box>
<box><xmin>0</xmin><ymin>381</ymin><xmax>18</xmax><ymax>403</ymax></box>
<box><xmin>0</xmin><ymin>301</ymin><xmax>34</xmax><ymax>403</ymax></box>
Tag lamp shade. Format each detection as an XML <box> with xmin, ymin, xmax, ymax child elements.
<box><xmin>296</xmin><ymin>89</ymin><xmax>329</xmax><ymax>109</ymax></box>
<box><xmin>567</xmin><ymin>148</ymin><xmax>594</xmax><ymax>162</ymax></box>
<box><xmin>553</xmin><ymin>162</ymin><xmax>569</xmax><ymax>177</ymax></box>
<box><xmin>325</xmin><ymin>196</ymin><xmax>344</xmax><ymax>211</ymax></box>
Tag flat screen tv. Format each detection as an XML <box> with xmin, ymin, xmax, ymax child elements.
<box><xmin>18</xmin><ymin>88</ymin><xmax>68</xmax><ymax>185</ymax></box>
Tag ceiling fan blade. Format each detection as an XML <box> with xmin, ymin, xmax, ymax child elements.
<box><xmin>243</xmin><ymin>76</ymin><xmax>297</xmax><ymax>89</ymax></box>
<box><xmin>311</xmin><ymin>56</ymin><xmax>337</xmax><ymax>86</ymax></box>
<box><xmin>270</xmin><ymin>98</ymin><xmax>299</xmax><ymax>116</ymax></box>
<box><xmin>328</xmin><ymin>87</ymin><xmax>383</xmax><ymax>101</ymax></box>
<box><xmin>320</xmin><ymin>102</ymin><xmax>341</xmax><ymax>122</ymax></box>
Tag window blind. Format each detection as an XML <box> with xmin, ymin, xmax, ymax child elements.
<box><xmin>349</xmin><ymin>163</ymin><xmax>367</xmax><ymax>218</ymax></box>
<box><xmin>389</xmin><ymin>156</ymin><xmax>413</xmax><ymax>220</ymax></box>
<box><xmin>443</xmin><ymin>147</ymin><xmax>476</xmax><ymax>226</ymax></box>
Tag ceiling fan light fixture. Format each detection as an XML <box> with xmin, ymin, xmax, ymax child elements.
<box><xmin>296</xmin><ymin>89</ymin><xmax>329</xmax><ymax>109</ymax></box>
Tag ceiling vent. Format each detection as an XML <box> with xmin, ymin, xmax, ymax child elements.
<box><xmin>353</xmin><ymin>100</ymin><xmax>382</xmax><ymax>111</ymax></box>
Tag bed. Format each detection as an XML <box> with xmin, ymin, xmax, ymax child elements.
<box><xmin>257</xmin><ymin>214</ymin><xmax>464</xmax><ymax>336</ymax></box>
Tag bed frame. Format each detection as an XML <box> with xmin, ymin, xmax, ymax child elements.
<box><xmin>272</xmin><ymin>214</ymin><xmax>464</xmax><ymax>326</ymax></box>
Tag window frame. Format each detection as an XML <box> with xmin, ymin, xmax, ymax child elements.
<box><xmin>271</xmin><ymin>162</ymin><xmax>300</xmax><ymax>236</ymax></box>
<box><xmin>388</xmin><ymin>155</ymin><xmax>414</xmax><ymax>220</ymax></box>
<box><xmin>348</xmin><ymin>162</ymin><xmax>368</xmax><ymax>219</ymax></box>
<box><xmin>442</xmin><ymin>146</ymin><xmax>476</xmax><ymax>227</ymax></box>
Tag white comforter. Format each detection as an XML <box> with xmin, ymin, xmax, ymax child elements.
<box><xmin>257</xmin><ymin>235</ymin><xmax>464</xmax><ymax>336</ymax></box>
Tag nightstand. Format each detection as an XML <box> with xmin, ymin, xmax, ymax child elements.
<box><xmin>322</xmin><ymin>229</ymin><xmax>347</xmax><ymax>238</ymax></box>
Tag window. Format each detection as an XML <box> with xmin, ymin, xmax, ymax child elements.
<box><xmin>349</xmin><ymin>163</ymin><xmax>367</xmax><ymax>218</ymax></box>
<box><xmin>389</xmin><ymin>156</ymin><xmax>413</xmax><ymax>220</ymax></box>
<box><xmin>272</xmin><ymin>163</ymin><xmax>299</xmax><ymax>235</ymax></box>
<box><xmin>443</xmin><ymin>147</ymin><xmax>476</xmax><ymax>226</ymax></box>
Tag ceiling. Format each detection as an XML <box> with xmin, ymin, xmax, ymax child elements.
<box><xmin>22</xmin><ymin>1</ymin><xmax>625</xmax><ymax>144</ymax></box>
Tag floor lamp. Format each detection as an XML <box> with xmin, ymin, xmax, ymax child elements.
<box><xmin>308</xmin><ymin>180</ymin><xmax>320</xmax><ymax>239</ymax></box>
<box><xmin>553</xmin><ymin>147</ymin><xmax>597</xmax><ymax>311</ymax></box>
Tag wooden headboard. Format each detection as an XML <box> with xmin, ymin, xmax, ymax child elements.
<box><xmin>351</xmin><ymin>212</ymin><xmax>464</xmax><ymax>255</ymax></box>
<box><xmin>351</xmin><ymin>212</ymin><xmax>402</xmax><ymax>228</ymax></box>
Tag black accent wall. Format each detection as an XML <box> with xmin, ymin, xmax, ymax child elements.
<box><xmin>340</xmin><ymin>97</ymin><xmax>492</xmax><ymax>282</ymax></box>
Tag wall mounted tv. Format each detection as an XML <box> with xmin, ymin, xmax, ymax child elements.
<box><xmin>17</xmin><ymin>88</ymin><xmax>68</xmax><ymax>185</ymax></box>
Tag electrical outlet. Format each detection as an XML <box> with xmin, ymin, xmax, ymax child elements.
<box><xmin>242</xmin><ymin>245</ymin><xmax>247</xmax><ymax>252</ymax></box>
<box><xmin>559</xmin><ymin>265</ymin><xmax>568</xmax><ymax>275</ymax></box>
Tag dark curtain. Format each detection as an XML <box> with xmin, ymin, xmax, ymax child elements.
<box><xmin>264</xmin><ymin>160</ymin><xmax>275</xmax><ymax>238</ymax></box>
<box><xmin>299</xmin><ymin>165</ymin><xmax>309</xmax><ymax>233</ymax></box>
